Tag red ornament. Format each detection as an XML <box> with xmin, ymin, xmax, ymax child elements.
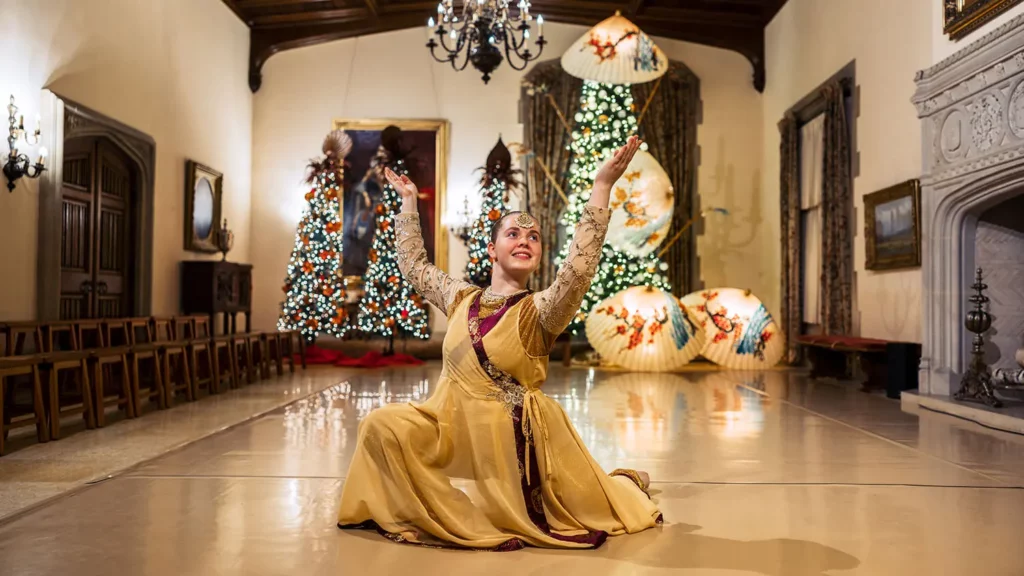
<box><xmin>401</xmin><ymin>309</ymin><xmax>409</xmax><ymax>319</ymax></box>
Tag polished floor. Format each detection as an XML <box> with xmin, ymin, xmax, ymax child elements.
<box><xmin>2</xmin><ymin>364</ymin><xmax>1024</xmax><ymax>575</ymax></box>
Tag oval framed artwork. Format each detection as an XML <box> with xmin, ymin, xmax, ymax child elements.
<box><xmin>185</xmin><ymin>160</ymin><xmax>223</xmax><ymax>253</ymax></box>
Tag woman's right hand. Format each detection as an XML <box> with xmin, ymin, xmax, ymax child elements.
<box><xmin>384</xmin><ymin>167</ymin><xmax>419</xmax><ymax>213</ymax></box>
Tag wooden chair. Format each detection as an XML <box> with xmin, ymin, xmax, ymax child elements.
<box><xmin>41</xmin><ymin>350</ymin><xmax>95</xmax><ymax>440</ymax></box>
<box><xmin>77</xmin><ymin>320</ymin><xmax>134</xmax><ymax>425</ymax></box>
<box><xmin>153</xmin><ymin>318</ymin><xmax>193</xmax><ymax>406</ymax></box>
<box><xmin>263</xmin><ymin>332</ymin><xmax>286</xmax><ymax>378</ymax></box>
<box><xmin>224</xmin><ymin>312</ymin><xmax>263</xmax><ymax>385</ymax></box>
<box><xmin>195</xmin><ymin>316</ymin><xmax>237</xmax><ymax>393</ymax></box>
<box><xmin>39</xmin><ymin>322</ymin><xmax>95</xmax><ymax>439</ymax></box>
<box><xmin>124</xmin><ymin>318</ymin><xmax>165</xmax><ymax>415</ymax></box>
<box><xmin>3</xmin><ymin>322</ymin><xmax>43</xmax><ymax>357</ymax></box>
<box><xmin>0</xmin><ymin>356</ymin><xmax>48</xmax><ymax>456</ymax></box>
<box><xmin>279</xmin><ymin>330</ymin><xmax>306</xmax><ymax>372</ymax></box>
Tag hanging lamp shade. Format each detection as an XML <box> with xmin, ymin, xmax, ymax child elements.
<box><xmin>605</xmin><ymin>149</ymin><xmax>674</xmax><ymax>257</ymax></box>
<box><xmin>585</xmin><ymin>286</ymin><xmax>705</xmax><ymax>372</ymax></box>
<box><xmin>679</xmin><ymin>288</ymin><xmax>785</xmax><ymax>370</ymax></box>
<box><xmin>560</xmin><ymin>12</ymin><xmax>667</xmax><ymax>85</ymax></box>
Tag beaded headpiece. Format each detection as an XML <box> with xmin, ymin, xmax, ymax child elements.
<box><xmin>515</xmin><ymin>212</ymin><xmax>536</xmax><ymax>229</ymax></box>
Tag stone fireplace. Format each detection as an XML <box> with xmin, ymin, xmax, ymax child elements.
<box><xmin>913</xmin><ymin>15</ymin><xmax>1024</xmax><ymax>414</ymax></box>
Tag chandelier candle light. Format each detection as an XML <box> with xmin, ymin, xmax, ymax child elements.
<box><xmin>426</xmin><ymin>0</ymin><xmax>546</xmax><ymax>83</ymax></box>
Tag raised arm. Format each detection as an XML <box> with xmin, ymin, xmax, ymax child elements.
<box><xmin>387</xmin><ymin>168</ymin><xmax>473</xmax><ymax>316</ymax></box>
<box><xmin>531</xmin><ymin>205</ymin><xmax>612</xmax><ymax>338</ymax></box>
<box><xmin>526</xmin><ymin>136</ymin><xmax>642</xmax><ymax>347</ymax></box>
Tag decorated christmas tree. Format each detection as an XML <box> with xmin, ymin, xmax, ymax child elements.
<box><xmin>356</xmin><ymin>139</ymin><xmax>431</xmax><ymax>349</ymax></box>
<box><xmin>557</xmin><ymin>81</ymin><xmax>671</xmax><ymax>334</ymax></box>
<box><xmin>278</xmin><ymin>131</ymin><xmax>352</xmax><ymax>343</ymax></box>
<box><xmin>465</xmin><ymin>138</ymin><xmax>522</xmax><ymax>286</ymax></box>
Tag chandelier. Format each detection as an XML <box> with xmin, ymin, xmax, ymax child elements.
<box><xmin>426</xmin><ymin>0</ymin><xmax>546</xmax><ymax>84</ymax></box>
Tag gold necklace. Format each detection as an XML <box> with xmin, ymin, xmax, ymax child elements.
<box><xmin>481</xmin><ymin>287</ymin><xmax>526</xmax><ymax>308</ymax></box>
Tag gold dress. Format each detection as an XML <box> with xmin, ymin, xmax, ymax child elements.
<box><xmin>337</xmin><ymin>205</ymin><xmax>663</xmax><ymax>550</ymax></box>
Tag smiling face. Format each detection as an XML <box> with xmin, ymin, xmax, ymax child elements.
<box><xmin>487</xmin><ymin>212</ymin><xmax>543</xmax><ymax>280</ymax></box>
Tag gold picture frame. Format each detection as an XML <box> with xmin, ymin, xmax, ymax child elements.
<box><xmin>944</xmin><ymin>0</ymin><xmax>1024</xmax><ymax>40</ymax></box>
<box><xmin>184</xmin><ymin>160</ymin><xmax>222</xmax><ymax>253</ymax></box>
<box><xmin>332</xmin><ymin>118</ymin><xmax>449</xmax><ymax>274</ymax></box>
<box><xmin>864</xmin><ymin>179</ymin><xmax>922</xmax><ymax>271</ymax></box>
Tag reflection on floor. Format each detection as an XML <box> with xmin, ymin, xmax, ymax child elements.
<box><xmin>1</xmin><ymin>364</ymin><xmax>1023</xmax><ymax>575</ymax></box>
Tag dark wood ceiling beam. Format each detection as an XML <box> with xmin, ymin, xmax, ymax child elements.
<box><xmin>237</xmin><ymin>0</ymin><xmax>784</xmax><ymax>93</ymax></box>
<box><xmin>237</xmin><ymin>0</ymin><xmax>319</xmax><ymax>7</ymax></box>
<box><xmin>363</xmin><ymin>0</ymin><xmax>379</xmax><ymax>19</ymax></box>
<box><xmin>251</xmin><ymin>7</ymin><xmax>369</xmax><ymax>27</ymax></box>
<box><xmin>220</xmin><ymin>0</ymin><xmax>247</xmax><ymax>23</ymax></box>
<box><xmin>249</xmin><ymin>12</ymin><xmax>426</xmax><ymax>91</ymax></box>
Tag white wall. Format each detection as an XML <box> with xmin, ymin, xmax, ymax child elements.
<box><xmin>0</xmin><ymin>0</ymin><xmax>252</xmax><ymax>319</ymax></box>
<box><xmin>250</xmin><ymin>22</ymin><xmax>763</xmax><ymax>334</ymax></box>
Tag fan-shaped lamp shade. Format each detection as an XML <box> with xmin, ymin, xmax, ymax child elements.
<box><xmin>586</xmin><ymin>286</ymin><xmax>706</xmax><ymax>372</ymax></box>
<box><xmin>560</xmin><ymin>12</ymin><xmax>667</xmax><ymax>85</ymax></box>
<box><xmin>605</xmin><ymin>150</ymin><xmax>674</xmax><ymax>257</ymax></box>
<box><xmin>679</xmin><ymin>288</ymin><xmax>785</xmax><ymax>370</ymax></box>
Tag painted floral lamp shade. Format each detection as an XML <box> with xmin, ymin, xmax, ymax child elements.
<box><xmin>679</xmin><ymin>288</ymin><xmax>785</xmax><ymax>370</ymax></box>
<box><xmin>586</xmin><ymin>286</ymin><xmax>706</xmax><ymax>372</ymax></box>
<box><xmin>560</xmin><ymin>12</ymin><xmax>667</xmax><ymax>85</ymax></box>
<box><xmin>605</xmin><ymin>149</ymin><xmax>674</xmax><ymax>257</ymax></box>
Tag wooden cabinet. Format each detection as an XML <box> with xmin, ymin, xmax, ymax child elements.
<box><xmin>180</xmin><ymin>261</ymin><xmax>252</xmax><ymax>335</ymax></box>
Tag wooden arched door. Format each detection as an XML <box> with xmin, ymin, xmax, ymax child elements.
<box><xmin>59</xmin><ymin>136</ymin><xmax>137</xmax><ymax>319</ymax></box>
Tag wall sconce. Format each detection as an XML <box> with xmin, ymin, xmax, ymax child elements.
<box><xmin>3</xmin><ymin>95</ymin><xmax>48</xmax><ymax>192</ymax></box>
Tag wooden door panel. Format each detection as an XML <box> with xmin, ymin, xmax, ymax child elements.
<box><xmin>58</xmin><ymin>137</ymin><xmax>136</xmax><ymax>320</ymax></box>
<box><xmin>94</xmin><ymin>141</ymin><xmax>133</xmax><ymax>316</ymax></box>
<box><xmin>60</xmin><ymin>142</ymin><xmax>96</xmax><ymax>319</ymax></box>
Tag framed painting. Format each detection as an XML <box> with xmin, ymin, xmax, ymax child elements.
<box><xmin>184</xmin><ymin>160</ymin><xmax>222</xmax><ymax>253</ymax></box>
<box><xmin>944</xmin><ymin>0</ymin><xmax>1024</xmax><ymax>40</ymax></box>
<box><xmin>332</xmin><ymin>118</ymin><xmax>449</xmax><ymax>279</ymax></box>
<box><xmin>864</xmin><ymin>179</ymin><xmax>921</xmax><ymax>271</ymax></box>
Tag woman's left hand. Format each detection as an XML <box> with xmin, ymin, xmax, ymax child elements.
<box><xmin>594</xmin><ymin>135</ymin><xmax>642</xmax><ymax>189</ymax></box>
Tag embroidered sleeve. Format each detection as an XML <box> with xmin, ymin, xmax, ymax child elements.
<box><xmin>530</xmin><ymin>204</ymin><xmax>611</xmax><ymax>340</ymax></box>
<box><xmin>395</xmin><ymin>213</ymin><xmax>473</xmax><ymax>317</ymax></box>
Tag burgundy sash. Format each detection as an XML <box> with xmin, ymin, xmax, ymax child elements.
<box><xmin>467</xmin><ymin>291</ymin><xmax>608</xmax><ymax>548</ymax></box>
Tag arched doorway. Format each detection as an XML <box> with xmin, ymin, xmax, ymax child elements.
<box><xmin>36</xmin><ymin>91</ymin><xmax>156</xmax><ymax>321</ymax></box>
<box><xmin>58</xmin><ymin>136</ymin><xmax>140</xmax><ymax>319</ymax></box>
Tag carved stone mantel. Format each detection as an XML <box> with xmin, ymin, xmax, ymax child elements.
<box><xmin>913</xmin><ymin>14</ymin><xmax>1024</xmax><ymax>396</ymax></box>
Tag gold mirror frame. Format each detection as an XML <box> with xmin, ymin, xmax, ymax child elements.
<box><xmin>944</xmin><ymin>0</ymin><xmax>1024</xmax><ymax>40</ymax></box>
<box><xmin>332</xmin><ymin>118</ymin><xmax>449</xmax><ymax>273</ymax></box>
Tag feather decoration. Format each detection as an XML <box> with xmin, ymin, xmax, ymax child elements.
<box><xmin>477</xmin><ymin>137</ymin><xmax>523</xmax><ymax>195</ymax></box>
<box><xmin>305</xmin><ymin>130</ymin><xmax>353</xmax><ymax>184</ymax></box>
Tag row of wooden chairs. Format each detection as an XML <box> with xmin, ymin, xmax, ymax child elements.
<box><xmin>0</xmin><ymin>316</ymin><xmax>307</xmax><ymax>456</ymax></box>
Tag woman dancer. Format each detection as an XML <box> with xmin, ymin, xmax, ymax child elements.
<box><xmin>338</xmin><ymin>136</ymin><xmax>661</xmax><ymax>550</ymax></box>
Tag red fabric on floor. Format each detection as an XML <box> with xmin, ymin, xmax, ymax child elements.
<box><xmin>296</xmin><ymin>345</ymin><xmax>425</xmax><ymax>368</ymax></box>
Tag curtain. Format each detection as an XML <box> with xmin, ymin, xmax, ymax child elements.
<box><xmin>779</xmin><ymin>114</ymin><xmax>802</xmax><ymax>365</ymax></box>
<box><xmin>633</xmin><ymin>62</ymin><xmax>701</xmax><ymax>295</ymax></box>
<box><xmin>520</xmin><ymin>61</ymin><xmax>583</xmax><ymax>291</ymax></box>
<box><xmin>820</xmin><ymin>82</ymin><xmax>853</xmax><ymax>335</ymax></box>
<box><xmin>799</xmin><ymin>114</ymin><xmax>824</xmax><ymax>325</ymax></box>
